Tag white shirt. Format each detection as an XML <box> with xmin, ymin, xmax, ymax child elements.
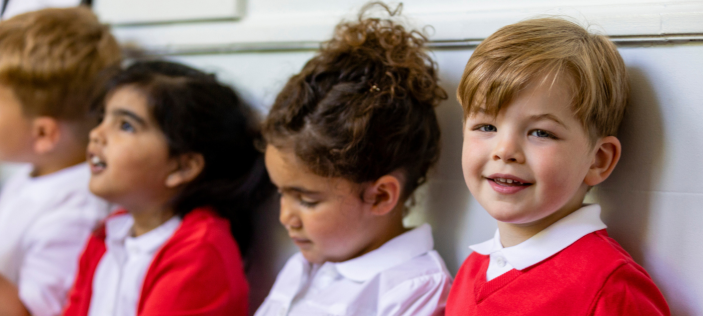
<box><xmin>88</xmin><ymin>213</ymin><xmax>182</xmax><ymax>316</ymax></box>
<box><xmin>255</xmin><ymin>224</ymin><xmax>452</xmax><ymax>316</ymax></box>
<box><xmin>0</xmin><ymin>163</ymin><xmax>110</xmax><ymax>316</ymax></box>
<box><xmin>469</xmin><ymin>204</ymin><xmax>607</xmax><ymax>281</ymax></box>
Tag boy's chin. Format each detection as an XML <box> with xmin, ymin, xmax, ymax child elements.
<box><xmin>484</xmin><ymin>204</ymin><xmax>536</xmax><ymax>224</ymax></box>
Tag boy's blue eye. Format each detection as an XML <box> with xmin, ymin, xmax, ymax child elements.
<box><xmin>476</xmin><ymin>124</ymin><xmax>497</xmax><ymax>132</ymax></box>
<box><xmin>120</xmin><ymin>121</ymin><xmax>135</xmax><ymax>132</ymax></box>
<box><xmin>530</xmin><ymin>129</ymin><xmax>557</xmax><ymax>139</ymax></box>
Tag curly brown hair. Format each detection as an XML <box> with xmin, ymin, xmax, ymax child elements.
<box><xmin>263</xmin><ymin>2</ymin><xmax>446</xmax><ymax>199</ymax></box>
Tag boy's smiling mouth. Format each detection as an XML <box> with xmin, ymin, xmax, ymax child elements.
<box><xmin>485</xmin><ymin>174</ymin><xmax>532</xmax><ymax>194</ymax></box>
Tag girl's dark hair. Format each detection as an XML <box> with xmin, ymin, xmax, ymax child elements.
<box><xmin>263</xmin><ymin>2</ymin><xmax>446</xmax><ymax>199</ymax></box>
<box><xmin>102</xmin><ymin>60</ymin><xmax>273</xmax><ymax>256</ymax></box>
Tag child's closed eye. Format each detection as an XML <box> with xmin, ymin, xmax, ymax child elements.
<box><xmin>299</xmin><ymin>196</ymin><xmax>319</xmax><ymax>208</ymax></box>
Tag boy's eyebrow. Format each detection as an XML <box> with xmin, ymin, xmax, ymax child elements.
<box><xmin>530</xmin><ymin>113</ymin><xmax>568</xmax><ymax>129</ymax></box>
<box><xmin>112</xmin><ymin>108</ymin><xmax>146</xmax><ymax>126</ymax></box>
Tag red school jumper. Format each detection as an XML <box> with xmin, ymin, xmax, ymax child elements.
<box><xmin>62</xmin><ymin>207</ymin><xmax>248</xmax><ymax>316</ymax></box>
<box><xmin>446</xmin><ymin>230</ymin><xmax>670</xmax><ymax>316</ymax></box>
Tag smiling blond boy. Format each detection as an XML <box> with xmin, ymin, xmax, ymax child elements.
<box><xmin>445</xmin><ymin>18</ymin><xmax>670</xmax><ymax>315</ymax></box>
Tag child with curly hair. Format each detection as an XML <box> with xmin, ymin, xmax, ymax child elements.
<box><xmin>255</xmin><ymin>3</ymin><xmax>452</xmax><ymax>316</ymax></box>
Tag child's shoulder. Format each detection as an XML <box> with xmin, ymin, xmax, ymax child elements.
<box><xmin>378</xmin><ymin>250</ymin><xmax>452</xmax><ymax>287</ymax></box>
<box><xmin>524</xmin><ymin>229</ymin><xmax>660</xmax><ymax>301</ymax></box>
<box><xmin>144</xmin><ymin>207</ymin><xmax>247</xmax><ymax>284</ymax></box>
<box><xmin>561</xmin><ymin>231</ymin><xmax>669</xmax><ymax>314</ymax></box>
<box><xmin>2</xmin><ymin>163</ymin><xmax>96</xmax><ymax>200</ymax></box>
<box><xmin>564</xmin><ymin>230</ymin><xmax>642</xmax><ymax>273</ymax></box>
<box><xmin>163</xmin><ymin>207</ymin><xmax>240</xmax><ymax>256</ymax></box>
<box><xmin>0</xmin><ymin>163</ymin><xmax>108</xmax><ymax>239</ymax></box>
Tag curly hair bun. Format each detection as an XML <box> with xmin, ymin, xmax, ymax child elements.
<box><xmin>264</xmin><ymin>1</ymin><xmax>446</xmax><ymax>198</ymax></box>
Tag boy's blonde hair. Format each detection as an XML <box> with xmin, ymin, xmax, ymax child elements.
<box><xmin>0</xmin><ymin>6</ymin><xmax>121</xmax><ymax>122</ymax></box>
<box><xmin>457</xmin><ymin>18</ymin><xmax>628</xmax><ymax>140</ymax></box>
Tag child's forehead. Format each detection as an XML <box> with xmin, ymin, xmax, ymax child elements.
<box><xmin>467</xmin><ymin>73</ymin><xmax>578</xmax><ymax>119</ymax></box>
<box><xmin>105</xmin><ymin>86</ymin><xmax>152</xmax><ymax>120</ymax></box>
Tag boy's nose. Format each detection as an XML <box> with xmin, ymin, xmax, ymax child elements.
<box><xmin>279</xmin><ymin>197</ymin><xmax>302</xmax><ymax>230</ymax></box>
<box><xmin>492</xmin><ymin>134</ymin><xmax>525</xmax><ymax>164</ymax></box>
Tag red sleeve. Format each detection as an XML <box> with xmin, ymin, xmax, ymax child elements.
<box><xmin>591</xmin><ymin>263</ymin><xmax>670</xmax><ymax>316</ymax></box>
<box><xmin>62</xmin><ymin>230</ymin><xmax>106</xmax><ymax>316</ymax></box>
<box><xmin>137</xmin><ymin>242</ymin><xmax>248</xmax><ymax>316</ymax></box>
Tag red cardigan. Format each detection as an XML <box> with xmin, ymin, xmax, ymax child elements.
<box><xmin>446</xmin><ymin>230</ymin><xmax>670</xmax><ymax>316</ymax></box>
<box><xmin>62</xmin><ymin>208</ymin><xmax>248</xmax><ymax>316</ymax></box>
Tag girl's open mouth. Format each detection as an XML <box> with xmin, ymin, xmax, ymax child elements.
<box><xmin>89</xmin><ymin>155</ymin><xmax>107</xmax><ymax>174</ymax></box>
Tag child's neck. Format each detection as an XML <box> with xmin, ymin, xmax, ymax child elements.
<box><xmin>31</xmin><ymin>151</ymin><xmax>86</xmax><ymax>177</ymax></box>
<box><xmin>497</xmin><ymin>198</ymin><xmax>585</xmax><ymax>248</ymax></box>
<box><xmin>368</xmin><ymin>219</ymin><xmax>408</xmax><ymax>253</ymax></box>
<box><xmin>31</xmin><ymin>136</ymin><xmax>88</xmax><ymax>177</ymax></box>
<box><xmin>130</xmin><ymin>205</ymin><xmax>176</xmax><ymax>237</ymax></box>
<box><xmin>349</xmin><ymin>208</ymin><xmax>408</xmax><ymax>261</ymax></box>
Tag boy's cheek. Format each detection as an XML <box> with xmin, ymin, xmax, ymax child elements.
<box><xmin>461</xmin><ymin>139</ymin><xmax>488</xmax><ymax>171</ymax></box>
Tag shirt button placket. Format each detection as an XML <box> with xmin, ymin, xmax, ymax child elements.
<box><xmin>495</xmin><ymin>255</ymin><xmax>506</xmax><ymax>268</ymax></box>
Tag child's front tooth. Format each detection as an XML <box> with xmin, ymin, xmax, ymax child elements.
<box><xmin>91</xmin><ymin>156</ymin><xmax>101</xmax><ymax>164</ymax></box>
<box><xmin>507</xmin><ymin>179</ymin><xmax>513</xmax><ymax>184</ymax></box>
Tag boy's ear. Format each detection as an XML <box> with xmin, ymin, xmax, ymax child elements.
<box><xmin>30</xmin><ymin>117</ymin><xmax>61</xmax><ymax>155</ymax></box>
<box><xmin>165</xmin><ymin>153</ymin><xmax>205</xmax><ymax>188</ymax></box>
<box><xmin>363</xmin><ymin>173</ymin><xmax>402</xmax><ymax>216</ymax></box>
<box><xmin>584</xmin><ymin>136</ymin><xmax>622</xmax><ymax>186</ymax></box>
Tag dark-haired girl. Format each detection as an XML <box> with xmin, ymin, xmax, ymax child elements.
<box><xmin>255</xmin><ymin>3</ymin><xmax>452</xmax><ymax>316</ymax></box>
<box><xmin>62</xmin><ymin>61</ymin><xmax>271</xmax><ymax>316</ymax></box>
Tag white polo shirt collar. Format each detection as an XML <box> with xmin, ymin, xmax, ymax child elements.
<box><xmin>105</xmin><ymin>213</ymin><xmax>182</xmax><ymax>256</ymax></box>
<box><xmin>333</xmin><ymin>223</ymin><xmax>434</xmax><ymax>282</ymax></box>
<box><xmin>266</xmin><ymin>224</ymin><xmax>435</xmax><ymax>311</ymax></box>
<box><xmin>470</xmin><ymin>204</ymin><xmax>606</xmax><ymax>271</ymax></box>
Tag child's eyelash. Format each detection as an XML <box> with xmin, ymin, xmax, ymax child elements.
<box><xmin>473</xmin><ymin>124</ymin><xmax>497</xmax><ymax>132</ymax></box>
<box><xmin>530</xmin><ymin>129</ymin><xmax>559</xmax><ymax>139</ymax></box>
<box><xmin>120</xmin><ymin>121</ymin><xmax>134</xmax><ymax>131</ymax></box>
<box><xmin>299</xmin><ymin>199</ymin><xmax>319</xmax><ymax>208</ymax></box>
